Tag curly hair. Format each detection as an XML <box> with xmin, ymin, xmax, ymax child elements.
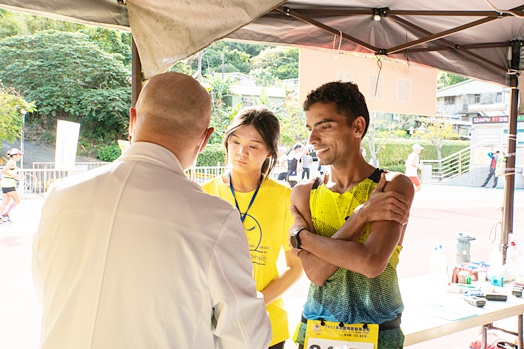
<box><xmin>303</xmin><ymin>81</ymin><xmax>370</xmax><ymax>137</ymax></box>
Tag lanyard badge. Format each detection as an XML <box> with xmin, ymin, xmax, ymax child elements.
<box><xmin>228</xmin><ymin>172</ymin><xmax>263</xmax><ymax>223</ymax></box>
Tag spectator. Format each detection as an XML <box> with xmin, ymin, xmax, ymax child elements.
<box><xmin>301</xmin><ymin>150</ymin><xmax>313</xmax><ymax>180</ymax></box>
<box><xmin>405</xmin><ymin>143</ymin><xmax>424</xmax><ymax>192</ymax></box>
<box><xmin>287</xmin><ymin>144</ymin><xmax>305</xmax><ymax>188</ymax></box>
<box><xmin>481</xmin><ymin>151</ymin><xmax>500</xmax><ymax>188</ymax></box>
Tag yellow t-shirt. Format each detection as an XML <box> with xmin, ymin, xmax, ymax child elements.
<box><xmin>202</xmin><ymin>175</ymin><xmax>293</xmax><ymax>346</ymax></box>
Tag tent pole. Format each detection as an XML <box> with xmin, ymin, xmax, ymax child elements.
<box><xmin>131</xmin><ymin>36</ymin><xmax>143</xmax><ymax>107</ymax></box>
<box><xmin>501</xmin><ymin>40</ymin><xmax>522</xmax><ymax>264</ymax></box>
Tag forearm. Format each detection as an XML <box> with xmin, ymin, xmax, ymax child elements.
<box><xmin>301</xmin><ymin>222</ymin><xmax>403</xmax><ymax>278</ymax></box>
<box><xmin>301</xmin><ymin>232</ymin><xmax>370</xmax><ymax>273</ymax></box>
<box><xmin>298</xmin><ymin>249</ymin><xmax>339</xmax><ymax>286</ymax></box>
<box><xmin>261</xmin><ymin>263</ymin><xmax>303</xmax><ymax>305</ymax></box>
<box><xmin>298</xmin><ymin>208</ymin><xmax>368</xmax><ymax>285</ymax></box>
<box><xmin>331</xmin><ymin>207</ymin><xmax>368</xmax><ymax>240</ymax></box>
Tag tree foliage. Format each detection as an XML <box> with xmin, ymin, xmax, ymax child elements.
<box><xmin>0</xmin><ymin>83</ymin><xmax>36</xmax><ymax>144</ymax></box>
<box><xmin>413</xmin><ymin>116</ymin><xmax>461</xmax><ymax>173</ymax></box>
<box><xmin>0</xmin><ymin>30</ymin><xmax>131</xmax><ymax>141</ymax></box>
<box><xmin>437</xmin><ymin>71</ymin><xmax>468</xmax><ymax>89</ymax></box>
<box><xmin>250</xmin><ymin>46</ymin><xmax>299</xmax><ymax>83</ymax></box>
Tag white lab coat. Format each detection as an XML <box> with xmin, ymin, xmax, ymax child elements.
<box><xmin>33</xmin><ymin>142</ymin><xmax>271</xmax><ymax>349</ymax></box>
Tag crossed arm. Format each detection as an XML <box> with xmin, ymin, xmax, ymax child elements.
<box><xmin>289</xmin><ymin>173</ymin><xmax>414</xmax><ymax>286</ymax></box>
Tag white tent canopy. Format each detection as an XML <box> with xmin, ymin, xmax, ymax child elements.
<box><xmin>0</xmin><ymin>0</ymin><xmax>522</xmax><ymax>256</ymax></box>
<box><xmin>0</xmin><ymin>1</ymin><xmax>522</xmax><ymax>84</ymax></box>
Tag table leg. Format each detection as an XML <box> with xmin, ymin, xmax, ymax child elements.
<box><xmin>482</xmin><ymin>324</ymin><xmax>488</xmax><ymax>349</ymax></box>
<box><xmin>519</xmin><ymin>314</ymin><xmax>523</xmax><ymax>349</ymax></box>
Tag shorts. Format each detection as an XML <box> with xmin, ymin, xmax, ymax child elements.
<box><xmin>2</xmin><ymin>187</ymin><xmax>16</xmax><ymax>194</ymax></box>
<box><xmin>408</xmin><ymin>176</ymin><xmax>421</xmax><ymax>186</ymax></box>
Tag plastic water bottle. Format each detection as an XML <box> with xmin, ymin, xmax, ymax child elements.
<box><xmin>429</xmin><ymin>247</ymin><xmax>439</xmax><ymax>275</ymax></box>
<box><xmin>488</xmin><ymin>245</ymin><xmax>503</xmax><ymax>281</ymax></box>
<box><xmin>506</xmin><ymin>234</ymin><xmax>519</xmax><ymax>282</ymax></box>
<box><xmin>429</xmin><ymin>245</ymin><xmax>447</xmax><ymax>285</ymax></box>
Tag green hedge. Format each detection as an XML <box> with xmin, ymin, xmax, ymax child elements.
<box><xmin>97</xmin><ymin>144</ymin><xmax>121</xmax><ymax>162</ymax></box>
<box><xmin>362</xmin><ymin>139</ymin><xmax>470</xmax><ymax>172</ymax></box>
<box><xmin>197</xmin><ymin>143</ymin><xmax>227</xmax><ymax>167</ymax></box>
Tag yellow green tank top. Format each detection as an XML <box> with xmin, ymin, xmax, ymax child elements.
<box><xmin>296</xmin><ymin>169</ymin><xmax>404</xmax><ymax>347</ymax></box>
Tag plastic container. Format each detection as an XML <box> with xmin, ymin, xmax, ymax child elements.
<box><xmin>429</xmin><ymin>245</ymin><xmax>448</xmax><ymax>285</ymax></box>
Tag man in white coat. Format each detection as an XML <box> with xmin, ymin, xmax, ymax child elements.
<box><xmin>32</xmin><ymin>72</ymin><xmax>271</xmax><ymax>349</ymax></box>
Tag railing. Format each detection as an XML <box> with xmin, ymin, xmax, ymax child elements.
<box><xmin>32</xmin><ymin>162</ymin><xmax>108</xmax><ymax>171</ymax></box>
<box><xmin>185</xmin><ymin>165</ymin><xmax>228</xmax><ymax>183</ymax></box>
<box><xmin>421</xmin><ymin>147</ymin><xmax>473</xmax><ymax>181</ymax></box>
<box><xmin>16</xmin><ymin>163</ymin><xmax>230</xmax><ymax>197</ymax></box>
<box><xmin>420</xmin><ymin>142</ymin><xmax>522</xmax><ymax>182</ymax></box>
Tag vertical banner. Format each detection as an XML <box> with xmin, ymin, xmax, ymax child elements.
<box><xmin>55</xmin><ymin>120</ymin><xmax>81</xmax><ymax>170</ymax></box>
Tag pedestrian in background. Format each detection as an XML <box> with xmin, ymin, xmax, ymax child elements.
<box><xmin>287</xmin><ymin>143</ymin><xmax>305</xmax><ymax>188</ymax></box>
<box><xmin>276</xmin><ymin>147</ymin><xmax>288</xmax><ymax>181</ymax></box>
<box><xmin>301</xmin><ymin>149</ymin><xmax>313</xmax><ymax>180</ymax></box>
<box><xmin>480</xmin><ymin>151</ymin><xmax>500</xmax><ymax>188</ymax></box>
<box><xmin>0</xmin><ymin>148</ymin><xmax>23</xmax><ymax>223</ymax></box>
<box><xmin>405</xmin><ymin>143</ymin><xmax>424</xmax><ymax>192</ymax></box>
<box><xmin>32</xmin><ymin>72</ymin><xmax>270</xmax><ymax>349</ymax></box>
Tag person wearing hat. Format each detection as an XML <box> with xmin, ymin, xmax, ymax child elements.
<box><xmin>480</xmin><ymin>151</ymin><xmax>500</xmax><ymax>188</ymax></box>
<box><xmin>0</xmin><ymin>148</ymin><xmax>23</xmax><ymax>223</ymax></box>
<box><xmin>405</xmin><ymin>143</ymin><xmax>424</xmax><ymax>192</ymax></box>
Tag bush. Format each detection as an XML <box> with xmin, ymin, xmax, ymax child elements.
<box><xmin>363</xmin><ymin>139</ymin><xmax>470</xmax><ymax>172</ymax></box>
<box><xmin>196</xmin><ymin>143</ymin><xmax>226</xmax><ymax>167</ymax></box>
<box><xmin>97</xmin><ymin>144</ymin><xmax>121</xmax><ymax>162</ymax></box>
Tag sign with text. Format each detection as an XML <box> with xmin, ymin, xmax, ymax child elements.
<box><xmin>55</xmin><ymin>120</ymin><xmax>80</xmax><ymax>170</ymax></box>
<box><xmin>300</xmin><ymin>48</ymin><xmax>438</xmax><ymax>115</ymax></box>
<box><xmin>472</xmin><ymin>115</ymin><xmax>508</xmax><ymax>124</ymax></box>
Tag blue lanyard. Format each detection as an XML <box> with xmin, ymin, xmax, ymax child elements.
<box><xmin>228</xmin><ymin>172</ymin><xmax>263</xmax><ymax>223</ymax></box>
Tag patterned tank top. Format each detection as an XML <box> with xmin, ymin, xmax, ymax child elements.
<box><xmin>303</xmin><ymin>168</ymin><xmax>403</xmax><ymax>325</ymax></box>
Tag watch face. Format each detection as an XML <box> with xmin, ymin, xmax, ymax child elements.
<box><xmin>290</xmin><ymin>235</ymin><xmax>299</xmax><ymax>249</ymax></box>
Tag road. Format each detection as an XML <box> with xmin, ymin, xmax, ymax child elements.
<box><xmin>1</xmin><ymin>184</ymin><xmax>523</xmax><ymax>348</ymax></box>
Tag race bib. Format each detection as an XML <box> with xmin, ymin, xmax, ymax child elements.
<box><xmin>304</xmin><ymin>320</ymin><xmax>379</xmax><ymax>349</ymax></box>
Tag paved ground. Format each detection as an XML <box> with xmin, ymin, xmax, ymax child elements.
<box><xmin>1</xmin><ymin>183</ymin><xmax>523</xmax><ymax>348</ymax></box>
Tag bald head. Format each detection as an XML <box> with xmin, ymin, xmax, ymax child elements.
<box><xmin>134</xmin><ymin>72</ymin><xmax>211</xmax><ymax>138</ymax></box>
<box><xmin>130</xmin><ymin>72</ymin><xmax>213</xmax><ymax>168</ymax></box>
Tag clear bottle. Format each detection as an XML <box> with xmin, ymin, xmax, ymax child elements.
<box><xmin>488</xmin><ymin>245</ymin><xmax>503</xmax><ymax>281</ymax></box>
<box><xmin>429</xmin><ymin>245</ymin><xmax>448</xmax><ymax>285</ymax></box>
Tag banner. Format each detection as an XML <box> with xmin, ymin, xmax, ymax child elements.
<box><xmin>55</xmin><ymin>120</ymin><xmax>80</xmax><ymax>170</ymax></box>
<box><xmin>300</xmin><ymin>48</ymin><xmax>438</xmax><ymax>115</ymax></box>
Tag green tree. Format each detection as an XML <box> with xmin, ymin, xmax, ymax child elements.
<box><xmin>0</xmin><ymin>30</ymin><xmax>131</xmax><ymax>141</ymax></box>
<box><xmin>0</xmin><ymin>84</ymin><xmax>36</xmax><ymax>146</ymax></box>
<box><xmin>0</xmin><ymin>10</ymin><xmax>132</xmax><ymax>66</ymax></box>
<box><xmin>437</xmin><ymin>71</ymin><xmax>468</xmax><ymax>89</ymax></box>
<box><xmin>250</xmin><ymin>46</ymin><xmax>299</xmax><ymax>83</ymax></box>
<box><xmin>413</xmin><ymin>116</ymin><xmax>461</xmax><ymax>175</ymax></box>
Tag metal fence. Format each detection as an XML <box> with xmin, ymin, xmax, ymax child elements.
<box><xmin>17</xmin><ymin>163</ymin><xmax>229</xmax><ymax>197</ymax></box>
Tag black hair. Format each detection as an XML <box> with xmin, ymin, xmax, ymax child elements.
<box><xmin>303</xmin><ymin>81</ymin><xmax>370</xmax><ymax>137</ymax></box>
<box><xmin>223</xmin><ymin>107</ymin><xmax>280</xmax><ymax>176</ymax></box>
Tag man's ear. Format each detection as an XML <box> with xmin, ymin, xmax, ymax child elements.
<box><xmin>198</xmin><ymin>127</ymin><xmax>215</xmax><ymax>154</ymax></box>
<box><xmin>128</xmin><ymin>107</ymin><xmax>137</xmax><ymax>142</ymax></box>
<box><xmin>354</xmin><ymin>116</ymin><xmax>366</xmax><ymax>138</ymax></box>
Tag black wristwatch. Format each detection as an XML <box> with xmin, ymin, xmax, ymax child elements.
<box><xmin>290</xmin><ymin>227</ymin><xmax>307</xmax><ymax>249</ymax></box>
